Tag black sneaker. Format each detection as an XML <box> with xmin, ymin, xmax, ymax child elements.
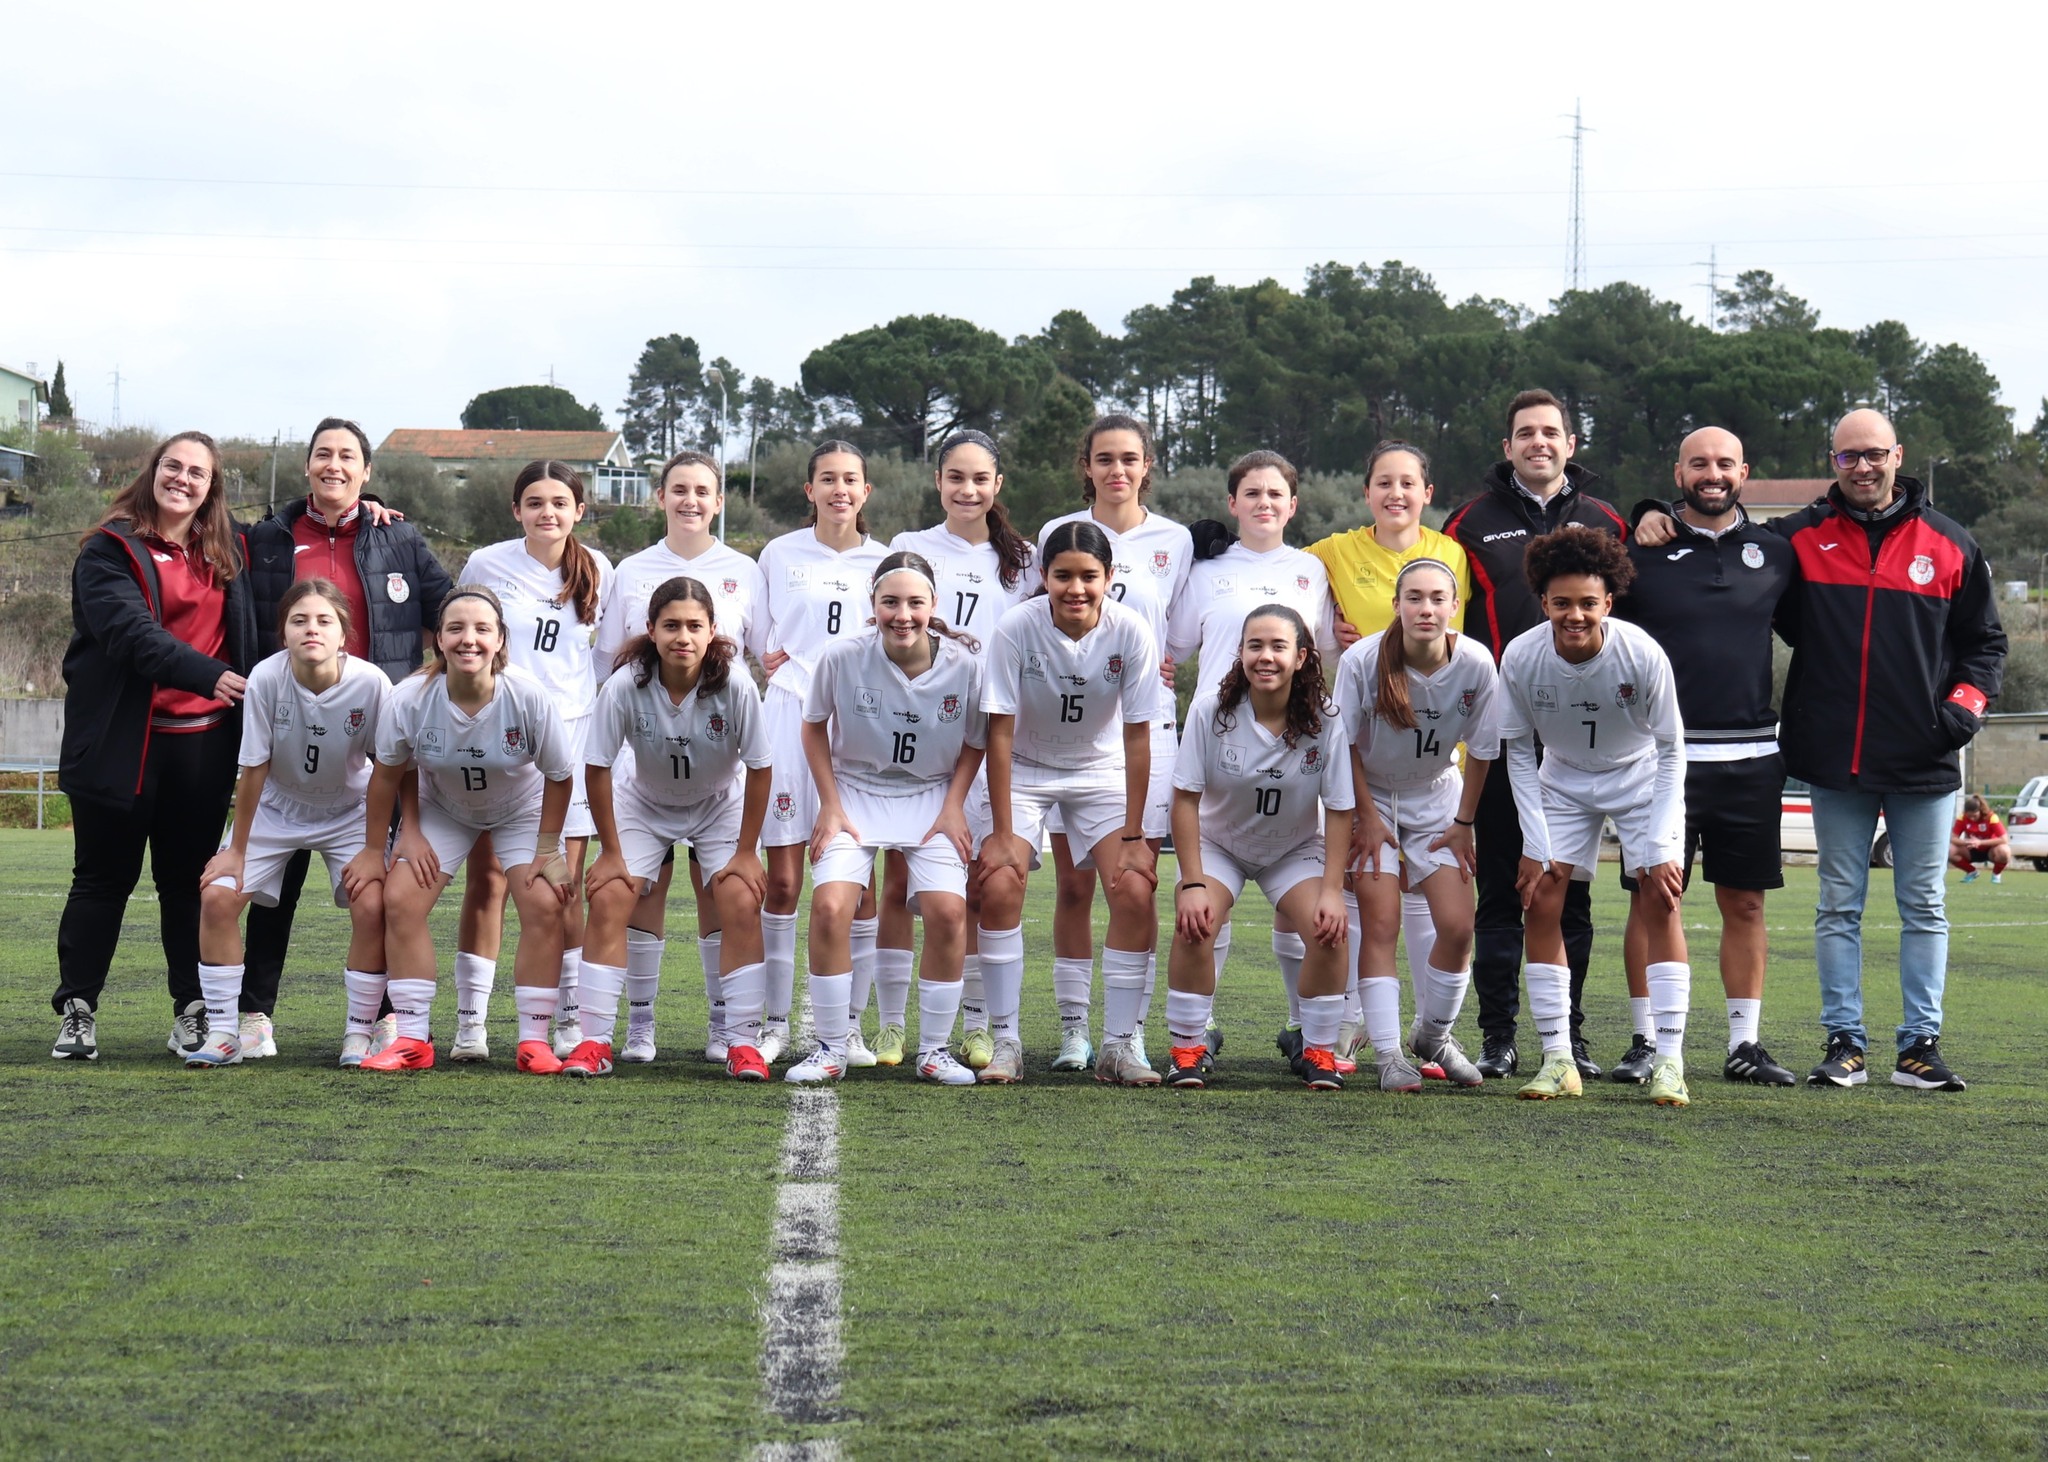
<box><xmin>51</xmin><ymin>998</ymin><xmax>97</xmax><ymax>1061</ymax></box>
<box><xmin>1204</xmin><ymin>1020</ymin><xmax>1224</xmax><ymax>1058</ymax></box>
<box><xmin>1275</xmin><ymin>1025</ymin><xmax>1304</xmax><ymax>1065</ymax></box>
<box><xmin>1165</xmin><ymin>1045</ymin><xmax>1214</xmax><ymax>1088</ymax></box>
<box><xmin>1807</xmin><ymin>1032</ymin><xmax>1867</xmax><ymax>1087</ymax></box>
<box><xmin>1892</xmin><ymin>1037</ymin><xmax>1966</xmax><ymax>1092</ymax></box>
<box><xmin>1610</xmin><ymin>1033</ymin><xmax>1656</xmax><ymax>1084</ymax></box>
<box><xmin>1724</xmin><ymin>1040</ymin><xmax>1796</xmax><ymax>1086</ymax></box>
<box><xmin>1475</xmin><ymin>1035</ymin><xmax>1519</xmax><ymax>1079</ymax></box>
<box><xmin>1571</xmin><ymin>1036</ymin><xmax>1604</xmax><ymax>1081</ymax></box>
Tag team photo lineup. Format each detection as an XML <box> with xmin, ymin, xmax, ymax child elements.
<box><xmin>49</xmin><ymin>387</ymin><xmax>2008</xmax><ymax>1102</ymax></box>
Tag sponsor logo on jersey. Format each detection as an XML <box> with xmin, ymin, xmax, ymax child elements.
<box><xmin>1024</xmin><ymin>652</ymin><xmax>1047</xmax><ymax>682</ymax></box>
<box><xmin>1572</xmin><ymin>699</ymin><xmax>1601</xmax><ymax>713</ymax></box>
<box><xmin>1151</xmin><ymin>551</ymin><xmax>1171</xmax><ymax>576</ymax></box>
<box><xmin>706</xmin><ymin>714</ymin><xmax>727</xmax><ymax>741</ymax></box>
<box><xmin>273</xmin><ymin>702</ymin><xmax>293</xmax><ymax>727</ymax></box>
<box><xmin>1532</xmin><ymin>685</ymin><xmax>1558</xmax><ymax>713</ymax></box>
<box><xmin>1058</xmin><ymin>672</ymin><xmax>1087</xmax><ymax>688</ymax></box>
<box><xmin>345</xmin><ymin>708</ymin><xmax>366</xmax><ymax>735</ymax></box>
<box><xmin>1214</xmin><ymin>575</ymin><xmax>1236</xmax><ymax>597</ymax></box>
<box><xmin>1104</xmin><ymin>655</ymin><xmax>1124</xmax><ymax>684</ymax></box>
<box><xmin>1615</xmin><ymin>682</ymin><xmax>1636</xmax><ymax>708</ymax></box>
<box><xmin>822</xmin><ymin>577</ymin><xmax>851</xmax><ymax>593</ymax></box>
<box><xmin>963</xmin><ymin>570</ymin><xmax>984</xmax><ymax>584</ymax></box>
<box><xmin>309</xmin><ymin>721</ymin><xmax>328</xmax><ymax>737</ymax></box>
<box><xmin>773</xmin><ymin>792</ymin><xmax>796</xmax><ymax>821</ymax></box>
<box><xmin>721</xmin><ymin>578</ymin><xmax>738</xmax><ymax>595</ymax></box>
<box><xmin>1666</xmin><ymin>548</ymin><xmax>1693</xmax><ymax>561</ymax></box>
<box><xmin>1417</xmin><ymin>705</ymin><xmax>1441</xmax><ymax>720</ymax></box>
<box><xmin>504</xmin><ymin>726</ymin><xmax>527</xmax><ymax>753</ymax></box>
<box><xmin>892</xmin><ymin>709</ymin><xmax>920</xmax><ymax>723</ymax></box>
<box><xmin>1302</xmin><ymin>746</ymin><xmax>1322</xmax><ymax>774</ymax></box>
<box><xmin>787</xmin><ymin>564</ymin><xmax>811</xmax><ymax>586</ymax></box>
<box><xmin>1741</xmin><ymin>543</ymin><xmax>1765</xmax><ymax>570</ymax></box>
<box><xmin>855</xmin><ymin>688</ymin><xmax>880</xmax><ymax>717</ymax></box>
<box><xmin>939</xmin><ymin>695</ymin><xmax>962</xmax><ymax>723</ymax></box>
<box><xmin>1221</xmin><ymin>745</ymin><xmax>1243</xmax><ymax>774</ymax></box>
<box><xmin>1909</xmin><ymin>554</ymin><xmax>1935</xmax><ymax>586</ymax></box>
<box><xmin>386</xmin><ymin>573</ymin><xmax>410</xmax><ymax>604</ymax></box>
<box><xmin>634</xmin><ymin>711</ymin><xmax>652</xmax><ymax>735</ymax></box>
<box><xmin>1457</xmin><ymin>689</ymin><xmax>1477</xmax><ymax>717</ymax></box>
<box><xmin>1482</xmin><ymin>528</ymin><xmax>1528</xmax><ymax>543</ymax></box>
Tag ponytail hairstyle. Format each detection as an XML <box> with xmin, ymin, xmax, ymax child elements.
<box><xmin>1966</xmin><ymin>792</ymin><xmax>1993</xmax><ymax>822</ymax></box>
<box><xmin>1212</xmin><ymin>604</ymin><xmax>1329</xmax><ymax>749</ymax></box>
<box><xmin>418</xmin><ymin>584</ymin><xmax>511</xmax><ymax>679</ymax></box>
<box><xmin>869</xmin><ymin>550</ymin><xmax>980</xmax><ymax>652</ymax></box>
<box><xmin>614</xmin><ymin>576</ymin><xmax>736</xmax><ymax>695</ymax></box>
<box><xmin>277</xmin><ymin>576</ymin><xmax>354</xmax><ymax>644</ymax></box>
<box><xmin>1190</xmin><ymin>518</ymin><xmax>1236</xmax><ymax>561</ymax></box>
<box><xmin>1373</xmin><ymin>558</ymin><xmax>1461</xmax><ymax>732</ymax></box>
<box><xmin>512</xmin><ymin>460</ymin><xmax>601</xmax><ymax>625</ymax></box>
<box><xmin>805</xmin><ymin>438</ymin><xmax>872</xmax><ymax>537</ymax></box>
<box><xmin>91</xmin><ymin>430</ymin><xmax>243</xmax><ymax>583</ymax></box>
<box><xmin>936</xmin><ymin>429</ymin><xmax>1030</xmax><ymax>590</ymax></box>
<box><xmin>1076</xmin><ymin>413</ymin><xmax>1156</xmax><ymax>503</ymax></box>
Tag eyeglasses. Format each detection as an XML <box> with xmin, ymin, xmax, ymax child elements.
<box><xmin>1832</xmin><ymin>448</ymin><xmax>1895</xmax><ymax>470</ymax></box>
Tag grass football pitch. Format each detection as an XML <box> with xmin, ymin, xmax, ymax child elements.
<box><xmin>1</xmin><ymin>828</ymin><xmax>2044</xmax><ymax>1459</ymax></box>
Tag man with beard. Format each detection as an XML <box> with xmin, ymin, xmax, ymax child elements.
<box><xmin>1612</xmin><ymin>427</ymin><xmax>1798</xmax><ymax>1087</ymax></box>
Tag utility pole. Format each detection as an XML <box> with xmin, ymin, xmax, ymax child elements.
<box><xmin>269</xmin><ymin>432</ymin><xmax>280</xmax><ymax>512</ymax></box>
<box><xmin>706</xmin><ymin>367</ymin><xmax>729</xmax><ymax>541</ymax></box>
<box><xmin>1565</xmin><ymin>100</ymin><xmax>1589</xmax><ymax>293</ymax></box>
<box><xmin>108</xmin><ymin>367</ymin><xmax>122</xmax><ymax>430</ymax></box>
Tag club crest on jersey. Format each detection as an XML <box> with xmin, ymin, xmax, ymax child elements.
<box><xmin>386</xmin><ymin>573</ymin><xmax>410</xmax><ymax>604</ymax></box>
<box><xmin>854</xmin><ymin>688</ymin><xmax>880</xmax><ymax>718</ymax></box>
<box><xmin>1104</xmin><ymin>655</ymin><xmax>1124</xmax><ymax>684</ymax></box>
<box><xmin>938</xmin><ymin>695</ymin><xmax>963</xmax><ymax>723</ymax></box>
<box><xmin>345</xmin><ymin>708</ymin><xmax>366</xmax><ymax>735</ymax></box>
<box><xmin>1741</xmin><ymin>542</ymin><xmax>1765</xmax><ymax>570</ymax></box>
<box><xmin>1301</xmin><ymin>746</ymin><xmax>1323</xmax><ymax>774</ymax></box>
<box><xmin>773</xmin><ymin>792</ymin><xmax>796</xmax><ymax>821</ymax></box>
<box><xmin>1615</xmin><ymin>682</ymin><xmax>1637</xmax><ymax>709</ymax></box>
<box><xmin>1151</xmin><ymin>551</ymin><xmax>1171</xmax><ymax>577</ymax></box>
<box><xmin>721</xmin><ymin>578</ymin><xmax>738</xmax><ymax>596</ymax></box>
<box><xmin>1295</xmin><ymin>575</ymin><xmax>1311</xmax><ymax>592</ymax></box>
<box><xmin>1909</xmin><ymin>554</ymin><xmax>1935</xmax><ymax>586</ymax></box>
<box><xmin>504</xmin><ymin>726</ymin><xmax>528</xmax><ymax>753</ymax></box>
<box><xmin>1457</xmin><ymin>689</ymin><xmax>1477</xmax><ymax>717</ymax></box>
<box><xmin>706</xmin><ymin>714</ymin><xmax>727</xmax><ymax>741</ymax></box>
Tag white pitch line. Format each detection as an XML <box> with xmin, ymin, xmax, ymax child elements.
<box><xmin>760</xmin><ymin>1068</ymin><xmax>845</xmax><ymax>1446</ymax></box>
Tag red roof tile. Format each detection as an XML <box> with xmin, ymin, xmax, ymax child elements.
<box><xmin>378</xmin><ymin>429</ymin><xmax>624</xmax><ymax>463</ymax></box>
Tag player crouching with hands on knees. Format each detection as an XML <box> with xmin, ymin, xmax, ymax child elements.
<box><xmin>569</xmin><ymin>577</ymin><xmax>771</xmax><ymax>1079</ymax></box>
<box><xmin>192</xmin><ymin>580</ymin><xmax>392</xmax><ymax>1067</ymax></box>
<box><xmin>352</xmin><ymin>586</ymin><xmax>576</xmax><ymax>1072</ymax></box>
<box><xmin>1333</xmin><ymin>558</ymin><xmax>1500</xmax><ymax>1092</ymax></box>
<box><xmin>1164</xmin><ymin>606</ymin><xmax>1352</xmax><ymax>1089</ymax></box>
<box><xmin>785</xmin><ymin>552</ymin><xmax>988</xmax><ymax>1086</ymax></box>
<box><xmin>978</xmin><ymin>522</ymin><xmax>1161</xmax><ymax>1085</ymax></box>
<box><xmin>1498</xmin><ymin>528</ymin><xmax>1692</xmax><ymax>1105</ymax></box>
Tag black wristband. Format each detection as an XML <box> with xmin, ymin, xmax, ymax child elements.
<box><xmin>1453</xmin><ymin>816</ymin><xmax>1475</xmax><ymax>827</ymax></box>
<box><xmin>1177</xmin><ymin>881</ymin><xmax>1207</xmax><ymax>894</ymax></box>
<box><xmin>1121</xmin><ymin>832</ymin><xmax>1146</xmax><ymax>842</ymax></box>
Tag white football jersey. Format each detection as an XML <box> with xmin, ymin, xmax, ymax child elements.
<box><xmin>462</xmin><ymin>538</ymin><xmax>613</xmax><ymax>720</ymax></box>
<box><xmin>1173</xmin><ymin>691</ymin><xmax>1354</xmax><ymax>858</ymax></box>
<box><xmin>1334</xmin><ymin>631</ymin><xmax>1503</xmax><ymax>792</ymax></box>
<box><xmin>586</xmin><ymin>662</ymin><xmax>771</xmax><ymax>810</ymax></box>
<box><xmin>756</xmin><ymin>529</ymin><xmax>891</xmax><ymax>701</ymax></box>
<box><xmin>1167</xmin><ymin>542</ymin><xmax>1338</xmax><ymax>700</ymax></box>
<box><xmin>1496</xmin><ymin>617</ymin><xmax>1684</xmax><ymax>776</ymax></box>
<box><xmin>1038</xmin><ymin>508</ymin><xmax>1193</xmax><ymax>720</ymax></box>
<box><xmin>982</xmin><ymin>597</ymin><xmax>1157</xmax><ymax>771</ymax></box>
<box><xmin>888</xmin><ymin>524</ymin><xmax>1041</xmax><ymax>649</ymax></box>
<box><xmin>805</xmin><ymin>630</ymin><xmax>987</xmax><ymax>798</ymax></box>
<box><xmin>600</xmin><ymin>538</ymin><xmax>766</xmax><ymax>663</ymax></box>
<box><xmin>379</xmin><ymin>663</ymin><xmax>574</xmax><ymax>823</ymax></box>
<box><xmin>238</xmin><ymin>651</ymin><xmax>391</xmax><ymax>811</ymax></box>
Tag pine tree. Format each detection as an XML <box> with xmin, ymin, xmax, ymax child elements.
<box><xmin>47</xmin><ymin>361</ymin><xmax>72</xmax><ymax>421</ymax></box>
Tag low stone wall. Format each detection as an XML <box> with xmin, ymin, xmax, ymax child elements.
<box><xmin>0</xmin><ymin>699</ymin><xmax>62</xmax><ymax>763</ymax></box>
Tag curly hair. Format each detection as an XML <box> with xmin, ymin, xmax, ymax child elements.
<box><xmin>1212</xmin><ymin>603</ymin><xmax>1331</xmax><ymax>749</ymax></box>
<box><xmin>1523</xmin><ymin>524</ymin><xmax>1633</xmax><ymax>599</ymax></box>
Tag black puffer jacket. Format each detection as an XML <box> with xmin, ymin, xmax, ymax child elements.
<box><xmin>243</xmin><ymin>496</ymin><xmax>454</xmax><ymax>681</ymax></box>
<box><xmin>59</xmin><ymin>523</ymin><xmax>259</xmax><ymax>807</ymax></box>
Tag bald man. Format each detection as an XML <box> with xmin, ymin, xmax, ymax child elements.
<box><xmin>1639</xmin><ymin>409</ymin><xmax>2007</xmax><ymax>1093</ymax></box>
<box><xmin>1613</xmin><ymin>428</ymin><xmax>1798</xmax><ymax>1086</ymax></box>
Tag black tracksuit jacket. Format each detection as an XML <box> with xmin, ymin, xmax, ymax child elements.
<box><xmin>1442</xmin><ymin>462</ymin><xmax>1630</xmax><ymax>661</ymax></box>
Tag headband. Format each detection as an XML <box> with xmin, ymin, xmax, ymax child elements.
<box><xmin>873</xmin><ymin>563</ymin><xmax>937</xmax><ymax>596</ymax></box>
<box><xmin>1395</xmin><ymin>557</ymin><xmax>1458</xmax><ymax>585</ymax></box>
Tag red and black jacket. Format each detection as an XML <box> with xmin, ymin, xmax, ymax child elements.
<box><xmin>59</xmin><ymin>522</ymin><xmax>259</xmax><ymax>808</ymax></box>
<box><xmin>1773</xmin><ymin>476</ymin><xmax>2006</xmax><ymax>794</ymax></box>
<box><xmin>1442</xmin><ymin>461</ymin><xmax>1629</xmax><ymax>662</ymax></box>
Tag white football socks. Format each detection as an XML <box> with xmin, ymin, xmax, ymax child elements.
<box><xmin>1274</xmin><ymin>931</ymin><xmax>1306</xmax><ymax>1026</ymax></box>
<box><xmin>1401</xmin><ymin>890</ymin><xmax>1437</xmax><ymax>1017</ymax></box>
<box><xmin>1211</xmin><ymin>921</ymin><xmax>1234</xmax><ymax>982</ymax></box>
<box><xmin>388</xmin><ymin>978</ymin><xmax>435</xmax><ymax>1042</ymax></box>
<box><xmin>1631</xmin><ymin>995</ymin><xmax>1654</xmax><ymax>1040</ymax></box>
<box><xmin>876</xmin><ymin>947</ymin><xmax>914</xmax><ymax>1029</ymax></box>
<box><xmin>453</xmin><ymin>951</ymin><xmax>495</xmax><ymax>1029</ymax></box>
<box><xmin>1420</xmin><ymin>961</ymin><xmax>1470</xmax><ymax>1040</ymax></box>
<box><xmin>1359</xmin><ymin>975</ymin><xmax>1402</xmax><ymax>1058</ymax></box>
<box><xmin>1726</xmin><ymin>997</ymin><xmax>1761</xmax><ymax>1053</ymax></box>
<box><xmin>1102</xmin><ymin>946</ymin><xmax>1148</xmax><ymax>1045</ymax></box>
<box><xmin>762</xmin><ymin>910</ymin><xmax>798</xmax><ymax>1027</ymax></box>
<box><xmin>1052</xmin><ymin>956</ymin><xmax>1093</xmax><ymax>1034</ymax></box>
<box><xmin>1166</xmin><ymin>987</ymin><xmax>1213</xmax><ymax>1045</ymax></box>
<box><xmin>698</xmin><ymin>932</ymin><xmax>723</xmax><ymax>1042</ymax></box>
<box><xmin>1648</xmin><ymin>960</ymin><xmax>1691</xmax><ymax>1060</ymax></box>
<box><xmin>514</xmin><ymin>986</ymin><xmax>555</xmax><ymax>1046</ymax></box>
<box><xmin>1300</xmin><ymin>992</ymin><xmax>1344</xmax><ymax>1053</ymax></box>
<box><xmin>197</xmin><ymin>961</ymin><xmax>242</xmax><ymax>1040</ymax></box>
<box><xmin>917</xmin><ymin>978</ymin><xmax>963</xmax><ymax>1058</ymax></box>
<box><xmin>625</xmin><ymin>928</ymin><xmax>664</xmax><ymax>1038</ymax></box>
<box><xmin>556</xmin><ymin>946</ymin><xmax>581</xmax><ymax>1026</ymax></box>
<box><xmin>959</xmin><ymin>954</ymin><xmax>987</xmax><ymax>1033</ymax></box>
<box><xmin>723</xmin><ymin>962</ymin><xmax>767</xmax><ymax>1047</ymax></box>
<box><xmin>579</xmin><ymin>959</ymin><xmax>625</xmax><ymax>1044</ymax></box>
<box><xmin>977</xmin><ymin>927</ymin><xmax>1024</xmax><ymax>1042</ymax></box>
<box><xmin>343</xmin><ymin>968</ymin><xmax>386</xmax><ymax>1033</ymax></box>
<box><xmin>809</xmin><ymin>972</ymin><xmax>852</xmax><ymax>1054</ymax></box>
<box><xmin>848</xmin><ymin>916</ymin><xmax>879</xmax><ymax>1027</ymax></box>
<box><xmin>1526</xmin><ymin>961</ymin><xmax>1571</xmax><ymax>1056</ymax></box>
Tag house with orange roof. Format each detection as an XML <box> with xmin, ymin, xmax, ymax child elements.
<box><xmin>376</xmin><ymin>428</ymin><xmax>650</xmax><ymax>505</ymax></box>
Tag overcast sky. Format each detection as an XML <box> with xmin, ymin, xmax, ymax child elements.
<box><xmin>9</xmin><ymin>0</ymin><xmax>2047</xmax><ymax>467</ymax></box>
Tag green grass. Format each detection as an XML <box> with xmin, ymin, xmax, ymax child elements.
<box><xmin>2</xmin><ymin>828</ymin><xmax>2045</xmax><ymax>1458</ymax></box>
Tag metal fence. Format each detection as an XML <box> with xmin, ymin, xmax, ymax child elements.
<box><xmin>0</xmin><ymin>758</ymin><xmax>62</xmax><ymax>828</ymax></box>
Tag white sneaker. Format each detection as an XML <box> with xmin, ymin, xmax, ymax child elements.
<box><xmin>917</xmin><ymin>1047</ymin><xmax>977</xmax><ymax>1085</ymax></box>
<box><xmin>166</xmin><ymin>1000</ymin><xmax>206</xmax><ymax>1057</ymax></box>
<box><xmin>185</xmin><ymin>1032</ymin><xmax>243</xmax><ymax>1068</ymax></box>
<box><xmin>759</xmin><ymin>1022</ymin><xmax>790</xmax><ymax>1065</ymax></box>
<box><xmin>239</xmin><ymin>1012</ymin><xmax>277</xmax><ymax>1059</ymax></box>
<box><xmin>978</xmin><ymin>1037</ymin><xmax>1024</xmax><ymax>1084</ymax></box>
<box><xmin>843</xmin><ymin>1027</ymin><xmax>878</xmax><ymax>1069</ymax></box>
<box><xmin>1050</xmin><ymin>1029</ymin><xmax>1094</xmax><ymax>1071</ymax></box>
<box><xmin>552</xmin><ymin>1017</ymin><xmax>584</xmax><ymax>1060</ymax></box>
<box><xmin>449</xmin><ymin>1021</ymin><xmax>490</xmax><ymax>1062</ymax></box>
<box><xmin>621</xmin><ymin>1025</ymin><xmax>657</xmax><ymax>1063</ymax></box>
<box><xmin>339</xmin><ymin>1031</ymin><xmax>373</xmax><ymax>1068</ymax></box>
<box><xmin>784</xmin><ymin>1046</ymin><xmax>846</xmax><ymax>1083</ymax></box>
<box><xmin>704</xmin><ymin>1033</ymin><xmax>730</xmax><ymax>1063</ymax></box>
<box><xmin>1095</xmin><ymin>1038</ymin><xmax>1162</xmax><ymax>1087</ymax></box>
<box><xmin>367</xmin><ymin>1013</ymin><xmax>399</xmax><ymax>1057</ymax></box>
<box><xmin>52</xmin><ymin>999</ymin><xmax>97</xmax><ymax>1061</ymax></box>
<box><xmin>1336</xmin><ymin>1018</ymin><xmax>1365</xmax><ymax>1062</ymax></box>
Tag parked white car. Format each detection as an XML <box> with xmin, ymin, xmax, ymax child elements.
<box><xmin>2003</xmin><ymin>775</ymin><xmax>2048</xmax><ymax>871</ymax></box>
<box><xmin>1780</xmin><ymin>778</ymin><xmax>1892</xmax><ymax>868</ymax></box>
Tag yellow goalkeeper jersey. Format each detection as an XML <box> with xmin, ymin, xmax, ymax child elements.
<box><xmin>1307</xmin><ymin>524</ymin><xmax>1471</xmax><ymax>637</ymax></box>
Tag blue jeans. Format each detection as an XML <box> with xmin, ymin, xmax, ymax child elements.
<box><xmin>1810</xmin><ymin>786</ymin><xmax>1951</xmax><ymax>1052</ymax></box>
